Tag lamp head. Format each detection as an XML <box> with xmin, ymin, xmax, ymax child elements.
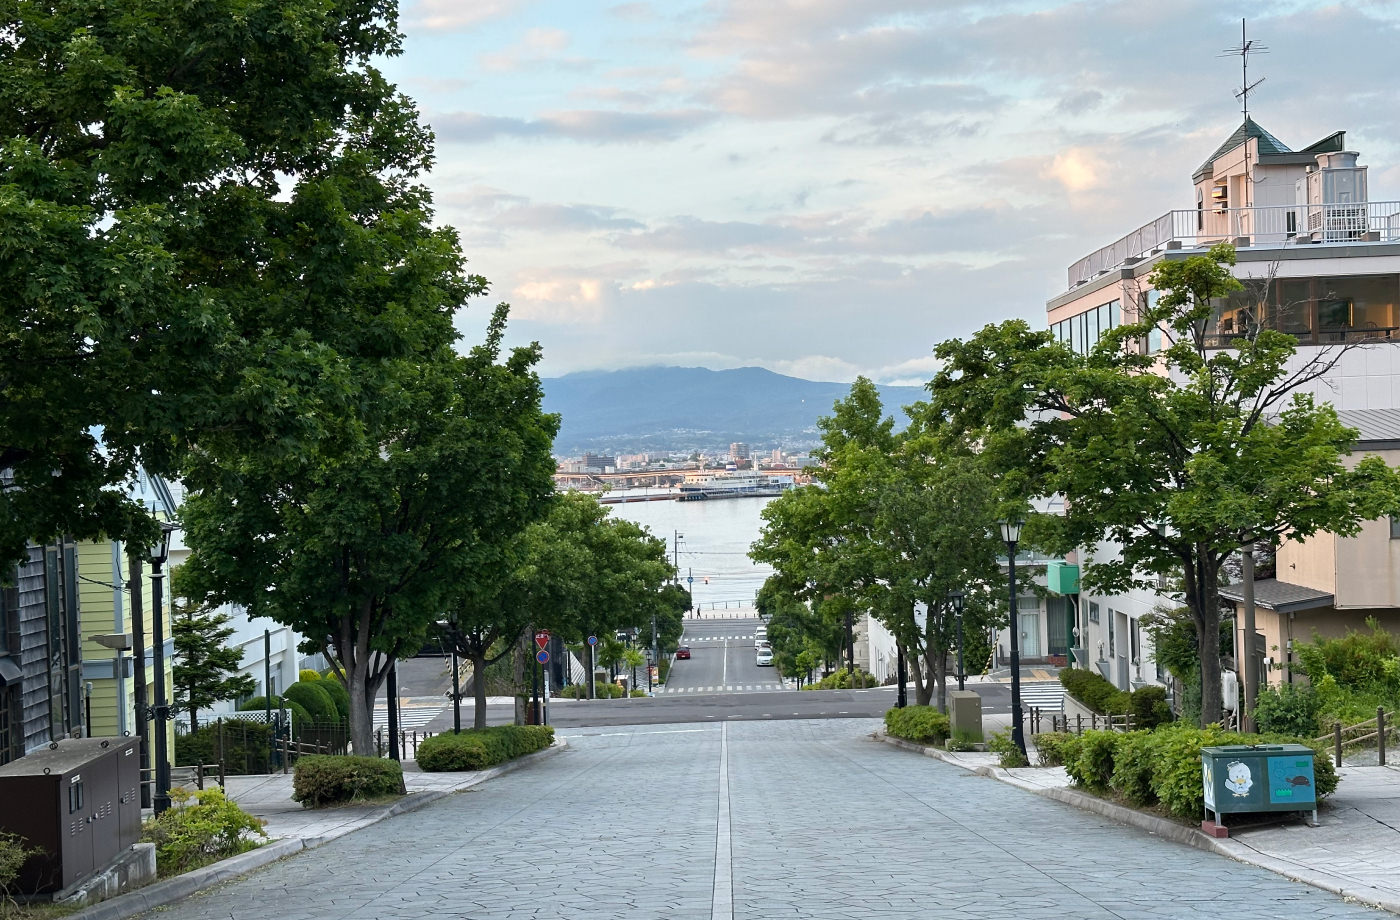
<box><xmin>947</xmin><ymin>591</ymin><xmax>965</xmax><ymax>615</ymax></box>
<box><xmin>998</xmin><ymin>518</ymin><xmax>1025</xmax><ymax>545</ymax></box>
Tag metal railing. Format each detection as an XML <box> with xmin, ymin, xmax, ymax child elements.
<box><xmin>1032</xmin><ymin>708</ymin><xmax>1137</xmax><ymax>734</ymax></box>
<box><xmin>1069</xmin><ymin>201</ymin><xmax>1400</xmax><ymax>289</ymax></box>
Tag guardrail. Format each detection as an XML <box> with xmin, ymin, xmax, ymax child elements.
<box><xmin>1068</xmin><ymin>201</ymin><xmax>1400</xmax><ymax>289</ymax></box>
<box><xmin>1316</xmin><ymin>707</ymin><xmax>1392</xmax><ymax>767</ymax></box>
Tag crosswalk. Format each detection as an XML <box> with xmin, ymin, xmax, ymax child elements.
<box><xmin>655</xmin><ymin>683</ymin><xmax>785</xmax><ymax>694</ymax></box>
<box><xmin>1019</xmin><ymin>681</ymin><xmax>1064</xmax><ymax>712</ymax></box>
<box><xmin>373</xmin><ymin>695</ymin><xmax>447</xmax><ymax>730</ymax></box>
<box><xmin>684</xmin><ymin>636</ymin><xmax>758</xmax><ymax>643</ymax></box>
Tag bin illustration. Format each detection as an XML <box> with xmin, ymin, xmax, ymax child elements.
<box><xmin>1201</xmin><ymin>744</ymin><xmax>1317</xmax><ymax>832</ymax></box>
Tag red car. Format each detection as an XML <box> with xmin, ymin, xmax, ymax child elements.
<box><xmin>674</xmin><ymin>646</ymin><xmax>691</xmax><ymax>660</ymax></box>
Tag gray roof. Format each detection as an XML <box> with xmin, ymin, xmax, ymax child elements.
<box><xmin>1195</xmin><ymin>118</ymin><xmax>1292</xmax><ymax>179</ymax></box>
<box><xmin>1336</xmin><ymin>408</ymin><xmax>1400</xmax><ymax>448</ymax></box>
<box><xmin>1218</xmin><ymin>578</ymin><xmax>1334</xmax><ymax>613</ymax></box>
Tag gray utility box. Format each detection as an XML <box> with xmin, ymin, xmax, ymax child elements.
<box><xmin>1201</xmin><ymin>743</ymin><xmax>1317</xmax><ymax>825</ymax></box>
<box><xmin>0</xmin><ymin>737</ymin><xmax>142</xmax><ymax>894</ymax></box>
<box><xmin>948</xmin><ymin>690</ymin><xmax>983</xmax><ymax>742</ymax></box>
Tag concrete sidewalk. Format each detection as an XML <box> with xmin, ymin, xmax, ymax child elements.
<box><xmin>884</xmin><ymin>734</ymin><xmax>1400</xmax><ymax>915</ymax></box>
<box><xmin>68</xmin><ymin>743</ymin><xmax>566</xmax><ymax>920</ymax></box>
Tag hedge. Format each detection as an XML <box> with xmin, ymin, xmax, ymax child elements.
<box><xmin>416</xmin><ymin>725</ymin><xmax>555</xmax><ymax>772</ymax></box>
<box><xmin>175</xmin><ymin>720</ymin><xmax>274</xmax><ymax>775</ymax></box>
<box><xmin>292</xmin><ymin>755</ymin><xmax>404</xmax><ymax>807</ymax></box>
<box><xmin>283</xmin><ymin>680</ymin><xmax>339</xmax><ymax>724</ymax></box>
<box><xmin>883</xmin><ymin>706</ymin><xmax>951</xmax><ymax>744</ymax></box>
<box><xmin>1058</xmin><ymin>723</ymin><xmax>1339</xmax><ymax>820</ymax></box>
<box><xmin>319</xmin><ymin>677</ymin><xmax>351</xmax><ymax>722</ymax></box>
<box><xmin>1059</xmin><ymin>670</ymin><xmax>1173</xmax><ymax>729</ymax></box>
<box><xmin>238</xmin><ymin>695</ymin><xmax>311</xmax><ymax>731</ymax></box>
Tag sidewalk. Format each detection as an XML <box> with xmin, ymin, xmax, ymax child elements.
<box><xmin>68</xmin><ymin>743</ymin><xmax>566</xmax><ymax>920</ymax></box>
<box><xmin>882</xmin><ymin>733</ymin><xmax>1400</xmax><ymax>915</ymax></box>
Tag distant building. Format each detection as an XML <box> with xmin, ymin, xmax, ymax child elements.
<box><xmin>581</xmin><ymin>453</ymin><xmax>615</xmax><ymax>473</ymax></box>
<box><xmin>729</xmin><ymin>443</ymin><xmax>749</xmax><ymax>461</ymax></box>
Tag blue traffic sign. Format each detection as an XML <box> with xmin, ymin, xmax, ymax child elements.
<box><xmin>536</xmin><ymin>650</ymin><xmax>550</xmax><ymax>664</ymax></box>
<box><xmin>587</xmin><ymin>635</ymin><xmax>598</xmax><ymax>646</ymax></box>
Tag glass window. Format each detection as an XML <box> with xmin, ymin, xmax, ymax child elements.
<box><xmin>1391</xmin><ymin>515</ymin><xmax>1400</xmax><ymax>540</ymax></box>
<box><xmin>1146</xmin><ymin>290</ymin><xmax>1163</xmax><ymax>353</ymax></box>
<box><xmin>1070</xmin><ymin>315</ymin><xmax>1082</xmax><ymax>353</ymax></box>
<box><xmin>1320</xmin><ymin>275</ymin><xmax>1399</xmax><ymax>335</ymax></box>
<box><xmin>1079</xmin><ymin>313</ymin><xmax>1089</xmax><ymax>352</ymax></box>
<box><xmin>1087</xmin><ymin>305</ymin><xmax>1100</xmax><ymax>347</ymax></box>
<box><xmin>1088</xmin><ymin>601</ymin><xmax>1100</xmax><ymax>623</ymax></box>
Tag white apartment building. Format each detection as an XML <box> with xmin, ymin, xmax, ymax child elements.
<box><xmin>1045</xmin><ymin>118</ymin><xmax>1400</xmax><ymax>691</ymax></box>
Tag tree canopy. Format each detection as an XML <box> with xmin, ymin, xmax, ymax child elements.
<box><xmin>928</xmin><ymin>244</ymin><xmax>1400</xmax><ymax>724</ymax></box>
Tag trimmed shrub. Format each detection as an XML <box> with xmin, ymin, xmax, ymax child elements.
<box><xmin>1254</xmin><ymin>683</ymin><xmax>1323</xmax><ymax>737</ymax></box>
<box><xmin>1108</xmin><ymin>730</ymin><xmax>1156</xmax><ymax>805</ymax></box>
<box><xmin>140</xmin><ymin>787</ymin><xmax>266</xmax><ymax>876</ymax></box>
<box><xmin>559</xmin><ymin>683</ymin><xmax>589</xmax><ymax>699</ymax></box>
<box><xmin>238</xmin><ymin>695</ymin><xmax>311</xmax><ymax>732</ymax></box>
<box><xmin>283</xmin><ymin>680</ymin><xmax>339</xmax><ymax>724</ymax></box>
<box><xmin>805</xmin><ymin>668</ymin><xmax>878</xmax><ymax>690</ymax></box>
<box><xmin>175</xmin><ymin>720</ymin><xmax>274</xmax><ymax>775</ymax></box>
<box><xmin>883</xmin><ymin>706</ymin><xmax>951</xmax><ymax>744</ymax></box>
<box><xmin>1129</xmin><ymin>685</ymin><xmax>1173</xmax><ymax>730</ymax></box>
<box><xmin>1060</xmin><ymin>669</ymin><xmax>1130</xmax><ymax>715</ymax></box>
<box><xmin>1065</xmin><ymin>729</ymin><xmax>1118</xmax><ymax>790</ymax></box>
<box><xmin>299</xmin><ymin>669</ymin><xmax>323</xmax><ymax>683</ymax></box>
<box><xmin>629</xmin><ymin>688</ymin><xmax>647</xmax><ymax>697</ymax></box>
<box><xmin>319</xmin><ymin>677</ymin><xmax>351</xmax><ymax>722</ymax></box>
<box><xmin>1031</xmin><ymin>731</ymin><xmax>1073</xmax><ymax>767</ymax></box>
<box><xmin>988</xmin><ymin>728</ymin><xmax>1028</xmax><ymax>768</ymax></box>
<box><xmin>292</xmin><ymin>755</ymin><xmax>404</xmax><ymax>807</ymax></box>
<box><xmin>416</xmin><ymin>725</ymin><xmax>555</xmax><ymax>772</ymax></box>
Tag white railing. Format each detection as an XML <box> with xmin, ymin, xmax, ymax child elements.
<box><xmin>1068</xmin><ymin>200</ymin><xmax>1400</xmax><ymax>289</ymax></box>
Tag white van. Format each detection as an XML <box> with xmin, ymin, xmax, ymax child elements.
<box><xmin>754</xmin><ymin>625</ymin><xmax>767</xmax><ymax>646</ymax></box>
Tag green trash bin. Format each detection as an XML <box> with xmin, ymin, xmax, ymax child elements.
<box><xmin>1201</xmin><ymin>744</ymin><xmax>1317</xmax><ymax>829</ymax></box>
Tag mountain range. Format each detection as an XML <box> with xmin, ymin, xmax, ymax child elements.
<box><xmin>540</xmin><ymin>366</ymin><xmax>926</xmax><ymax>456</ymax></box>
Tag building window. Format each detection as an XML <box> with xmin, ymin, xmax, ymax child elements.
<box><xmin>1391</xmin><ymin>515</ymin><xmax>1400</xmax><ymax>539</ymax></box>
<box><xmin>0</xmin><ymin>686</ymin><xmax>14</xmax><ymax>766</ymax></box>
<box><xmin>1107</xmin><ymin>610</ymin><xmax>1116</xmax><ymax>657</ymax></box>
<box><xmin>1130</xmin><ymin>619</ymin><xmax>1140</xmax><ymax>663</ymax></box>
<box><xmin>1088</xmin><ymin>601</ymin><xmax>1100</xmax><ymax>624</ymax></box>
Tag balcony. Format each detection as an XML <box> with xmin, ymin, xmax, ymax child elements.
<box><xmin>1068</xmin><ymin>201</ymin><xmax>1400</xmax><ymax>290</ymax></box>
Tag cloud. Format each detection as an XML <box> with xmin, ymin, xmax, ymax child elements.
<box><xmin>404</xmin><ymin>0</ymin><xmax>535</xmax><ymax>31</ymax></box>
<box><xmin>510</xmin><ymin>275</ymin><xmax>610</xmax><ymax>324</ymax></box>
<box><xmin>1044</xmin><ymin>147</ymin><xmax>1108</xmax><ymax>193</ymax></box>
<box><xmin>615</xmin><ymin>217</ymin><xmax>804</xmax><ymax>254</ymax></box>
<box><xmin>480</xmin><ymin>28</ymin><xmax>594</xmax><ymax>73</ymax></box>
<box><xmin>429</xmin><ymin>109</ymin><xmax>717</xmax><ymax>143</ymax></box>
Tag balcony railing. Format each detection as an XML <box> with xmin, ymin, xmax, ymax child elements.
<box><xmin>1068</xmin><ymin>200</ymin><xmax>1400</xmax><ymax>290</ymax></box>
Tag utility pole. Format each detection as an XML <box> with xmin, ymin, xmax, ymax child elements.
<box><xmin>1241</xmin><ymin>543</ymin><xmax>1258</xmax><ymax>733</ymax></box>
<box><xmin>127</xmin><ymin>551</ymin><xmax>150</xmax><ymax>808</ymax></box>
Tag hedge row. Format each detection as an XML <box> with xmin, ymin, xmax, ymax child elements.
<box><xmin>1056</xmin><ymin>723</ymin><xmax>1338</xmax><ymax>820</ymax></box>
<box><xmin>1058</xmin><ymin>669</ymin><xmax>1172</xmax><ymax>729</ymax></box>
<box><xmin>417</xmin><ymin>725</ymin><xmax>555</xmax><ymax>772</ymax></box>
<box><xmin>883</xmin><ymin>706</ymin><xmax>951</xmax><ymax>744</ymax></box>
<box><xmin>292</xmin><ymin>755</ymin><xmax>404</xmax><ymax>807</ymax></box>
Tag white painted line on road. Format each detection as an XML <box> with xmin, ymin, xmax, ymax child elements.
<box><xmin>558</xmin><ymin>728</ymin><xmax>717</xmax><ymax>738</ymax></box>
<box><xmin>722</xmin><ymin>636</ymin><xmax>729</xmax><ymax>687</ymax></box>
<box><xmin>712</xmin><ymin>722</ymin><xmax>733</xmax><ymax>920</ymax></box>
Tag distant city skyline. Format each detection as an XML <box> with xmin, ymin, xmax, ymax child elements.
<box><xmin>385</xmin><ymin>1</ymin><xmax>1400</xmax><ymax>385</ymax></box>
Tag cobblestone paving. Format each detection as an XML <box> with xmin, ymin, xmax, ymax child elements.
<box><xmin>138</xmin><ymin>720</ymin><xmax>1384</xmax><ymax>920</ymax></box>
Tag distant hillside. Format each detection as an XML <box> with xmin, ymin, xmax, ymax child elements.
<box><xmin>540</xmin><ymin>366</ymin><xmax>925</xmax><ymax>456</ymax></box>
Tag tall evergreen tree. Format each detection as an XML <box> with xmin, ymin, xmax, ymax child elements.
<box><xmin>170</xmin><ymin>594</ymin><xmax>257</xmax><ymax>734</ymax></box>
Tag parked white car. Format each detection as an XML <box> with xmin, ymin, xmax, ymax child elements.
<box><xmin>756</xmin><ymin>647</ymin><xmax>774</xmax><ymax>666</ymax></box>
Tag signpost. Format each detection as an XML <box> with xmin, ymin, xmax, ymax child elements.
<box><xmin>535</xmin><ymin>631</ymin><xmax>550</xmax><ymax>650</ymax></box>
<box><xmin>536</xmin><ymin>649</ymin><xmax>549</xmax><ymax>664</ymax></box>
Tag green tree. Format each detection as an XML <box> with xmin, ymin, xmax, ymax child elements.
<box><xmin>179</xmin><ymin>321</ymin><xmax>559</xmax><ymax>753</ymax></box>
<box><xmin>929</xmin><ymin>244</ymin><xmax>1400</xmax><ymax>725</ymax></box>
<box><xmin>0</xmin><ymin>0</ymin><xmax>430</xmax><ymax>568</ymax></box>
<box><xmin>439</xmin><ymin>492</ymin><xmax>674</xmax><ymax>724</ymax></box>
<box><xmin>168</xmin><ymin>587</ymin><xmax>257</xmax><ymax>735</ymax></box>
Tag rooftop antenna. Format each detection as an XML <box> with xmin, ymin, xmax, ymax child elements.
<box><xmin>1221</xmin><ymin>18</ymin><xmax>1267</xmax><ymax>122</ymax></box>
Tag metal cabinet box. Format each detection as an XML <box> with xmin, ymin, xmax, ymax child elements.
<box><xmin>0</xmin><ymin>737</ymin><xmax>141</xmax><ymax>894</ymax></box>
<box><xmin>1201</xmin><ymin>743</ymin><xmax>1317</xmax><ymax>822</ymax></box>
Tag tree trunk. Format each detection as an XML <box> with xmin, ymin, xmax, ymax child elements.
<box><xmin>910</xmin><ymin>640</ymin><xmax>932</xmax><ymax>705</ymax></box>
<box><xmin>470</xmin><ymin>648</ymin><xmax>489</xmax><ymax>730</ymax></box>
<box><xmin>923</xmin><ymin>641</ymin><xmax>947</xmax><ymax>714</ymax></box>
<box><xmin>513</xmin><ymin>639</ymin><xmax>528</xmax><ymax>725</ymax></box>
<box><xmin>347</xmin><ymin>660</ymin><xmax>375</xmax><ymax>756</ymax></box>
<box><xmin>1187</xmin><ymin>548</ymin><xmax>1225</xmax><ymax>727</ymax></box>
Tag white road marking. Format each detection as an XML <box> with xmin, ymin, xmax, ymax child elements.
<box><xmin>712</xmin><ymin>721</ymin><xmax>734</xmax><ymax>920</ymax></box>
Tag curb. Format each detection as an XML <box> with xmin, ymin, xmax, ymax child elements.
<box><xmin>879</xmin><ymin>733</ymin><xmax>1400</xmax><ymax>916</ymax></box>
<box><xmin>66</xmin><ymin>739</ymin><xmax>568</xmax><ymax>920</ymax></box>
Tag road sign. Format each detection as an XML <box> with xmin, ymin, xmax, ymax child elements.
<box><xmin>534</xmin><ymin>631</ymin><xmax>550</xmax><ymax>650</ymax></box>
<box><xmin>587</xmin><ymin>635</ymin><xmax>598</xmax><ymax>646</ymax></box>
<box><xmin>536</xmin><ymin>650</ymin><xmax>550</xmax><ymax>664</ymax></box>
<box><xmin>687</xmin><ymin>575</ymin><xmax>693</xmax><ymax>585</ymax></box>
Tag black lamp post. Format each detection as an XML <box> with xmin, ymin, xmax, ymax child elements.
<box><xmin>999</xmin><ymin>519</ymin><xmax>1028</xmax><ymax>760</ymax></box>
<box><xmin>149</xmin><ymin>522</ymin><xmax>175</xmax><ymax>815</ymax></box>
<box><xmin>948</xmin><ymin>590</ymin><xmax>966</xmax><ymax>692</ymax></box>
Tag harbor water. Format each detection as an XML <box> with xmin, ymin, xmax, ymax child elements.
<box><xmin>603</xmin><ymin>489</ymin><xmax>776</xmax><ymax>610</ymax></box>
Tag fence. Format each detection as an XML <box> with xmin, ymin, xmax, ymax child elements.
<box><xmin>1031</xmin><ymin>708</ymin><xmax>1137</xmax><ymax>735</ymax></box>
<box><xmin>1315</xmin><ymin>708</ymin><xmax>1393</xmax><ymax>768</ymax></box>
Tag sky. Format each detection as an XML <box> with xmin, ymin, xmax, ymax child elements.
<box><xmin>380</xmin><ymin>1</ymin><xmax>1400</xmax><ymax>386</ymax></box>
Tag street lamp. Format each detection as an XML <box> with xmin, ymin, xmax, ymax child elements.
<box><xmin>948</xmin><ymin>590</ymin><xmax>966</xmax><ymax>692</ymax></box>
<box><xmin>998</xmin><ymin>518</ymin><xmax>1028</xmax><ymax>760</ymax></box>
<box><xmin>148</xmin><ymin>522</ymin><xmax>176</xmax><ymax>815</ymax></box>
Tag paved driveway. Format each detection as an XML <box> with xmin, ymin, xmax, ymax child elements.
<box><xmin>139</xmin><ymin>719</ymin><xmax>1379</xmax><ymax>919</ymax></box>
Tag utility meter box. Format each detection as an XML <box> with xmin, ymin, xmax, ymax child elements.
<box><xmin>948</xmin><ymin>690</ymin><xmax>983</xmax><ymax>743</ymax></box>
<box><xmin>0</xmin><ymin>737</ymin><xmax>142</xmax><ymax>894</ymax></box>
<box><xmin>1201</xmin><ymin>744</ymin><xmax>1317</xmax><ymax>831</ymax></box>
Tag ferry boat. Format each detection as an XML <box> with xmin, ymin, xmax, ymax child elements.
<box><xmin>676</xmin><ymin>471</ymin><xmax>792</xmax><ymax>501</ymax></box>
